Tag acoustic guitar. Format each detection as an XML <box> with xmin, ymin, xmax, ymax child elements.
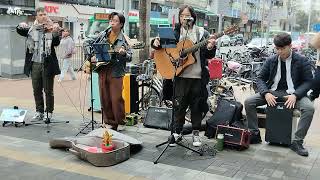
<box><xmin>153</xmin><ymin>25</ymin><xmax>238</xmax><ymax>79</ymax></box>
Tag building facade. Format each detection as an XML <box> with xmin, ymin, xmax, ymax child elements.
<box><xmin>37</xmin><ymin>0</ymin><xmax>116</xmax><ymax>43</ymax></box>
<box><xmin>0</xmin><ymin>0</ymin><xmax>35</xmax><ymax>26</ymax></box>
<box><xmin>0</xmin><ymin>0</ymin><xmax>36</xmax><ymax>77</ymax></box>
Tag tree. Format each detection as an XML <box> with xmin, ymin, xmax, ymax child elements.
<box><xmin>139</xmin><ymin>0</ymin><xmax>151</xmax><ymax>63</ymax></box>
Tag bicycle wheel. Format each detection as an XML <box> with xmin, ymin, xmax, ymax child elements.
<box><xmin>138</xmin><ymin>83</ymin><xmax>161</xmax><ymax>111</ymax></box>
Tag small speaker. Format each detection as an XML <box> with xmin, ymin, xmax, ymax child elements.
<box><xmin>216</xmin><ymin>125</ymin><xmax>250</xmax><ymax>150</ymax></box>
<box><xmin>265</xmin><ymin>102</ymin><xmax>294</xmax><ymax>145</ymax></box>
<box><xmin>143</xmin><ymin>106</ymin><xmax>172</xmax><ymax>130</ymax></box>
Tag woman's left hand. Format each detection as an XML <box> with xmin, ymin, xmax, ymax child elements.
<box><xmin>207</xmin><ymin>38</ymin><xmax>216</xmax><ymax>50</ymax></box>
<box><xmin>118</xmin><ymin>46</ymin><xmax>126</xmax><ymax>55</ymax></box>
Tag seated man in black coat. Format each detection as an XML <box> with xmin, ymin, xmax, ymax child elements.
<box><xmin>244</xmin><ymin>33</ymin><xmax>314</xmax><ymax>157</ymax></box>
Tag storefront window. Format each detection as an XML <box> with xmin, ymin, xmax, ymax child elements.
<box><xmin>39</xmin><ymin>0</ymin><xmax>115</xmax><ymax>8</ymax></box>
<box><xmin>1</xmin><ymin>0</ymin><xmax>35</xmax><ymax>7</ymax></box>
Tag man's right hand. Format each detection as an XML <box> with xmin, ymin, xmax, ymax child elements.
<box><xmin>153</xmin><ymin>38</ymin><xmax>160</xmax><ymax>47</ymax></box>
<box><xmin>265</xmin><ymin>93</ymin><xmax>278</xmax><ymax>107</ymax></box>
<box><xmin>19</xmin><ymin>22</ymin><xmax>28</xmax><ymax>28</ymax></box>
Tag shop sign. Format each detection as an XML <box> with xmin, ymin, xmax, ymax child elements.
<box><xmin>6</xmin><ymin>7</ymin><xmax>24</xmax><ymax>16</ymax></box>
<box><xmin>44</xmin><ymin>5</ymin><xmax>59</xmax><ymax>14</ymax></box>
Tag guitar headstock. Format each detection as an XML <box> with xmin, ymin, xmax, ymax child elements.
<box><xmin>214</xmin><ymin>25</ymin><xmax>239</xmax><ymax>39</ymax></box>
<box><xmin>223</xmin><ymin>25</ymin><xmax>239</xmax><ymax>36</ymax></box>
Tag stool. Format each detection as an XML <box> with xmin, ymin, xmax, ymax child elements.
<box><xmin>265</xmin><ymin>102</ymin><xmax>300</xmax><ymax>145</ymax></box>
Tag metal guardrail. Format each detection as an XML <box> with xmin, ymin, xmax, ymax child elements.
<box><xmin>56</xmin><ymin>45</ymin><xmax>84</xmax><ymax>71</ymax></box>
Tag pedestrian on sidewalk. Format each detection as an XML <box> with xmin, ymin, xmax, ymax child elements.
<box><xmin>309</xmin><ymin>33</ymin><xmax>320</xmax><ymax>101</ymax></box>
<box><xmin>58</xmin><ymin>28</ymin><xmax>77</xmax><ymax>82</ymax></box>
<box><xmin>16</xmin><ymin>7</ymin><xmax>61</xmax><ymax>121</ymax></box>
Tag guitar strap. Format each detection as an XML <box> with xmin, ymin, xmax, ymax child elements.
<box><xmin>194</xmin><ymin>26</ymin><xmax>200</xmax><ymax>62</ymax></box>
<box><xmin>196</xmin><ymin>26</ymin><xmax>200</xmax><ymax>43</ymax></box>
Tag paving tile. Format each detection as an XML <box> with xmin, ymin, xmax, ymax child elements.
<box><xmin>176</xmin><ymin>157</ymin><xmax>215</xmax><ymax>171</ymax></box>
<box><xmin>308</xmin><ymin>167</ymin><xmax>320</xmax><ymax>179</ymax></box>
<box><xmin>204</xmin><ymin>165</ymin><xmax>228</xmax><ymax>175</ymax></box>
<box><xmin>233</xmin><ymin>171</ymin><xmax>248</xmax><ymax>179</ymax></box>
<box><xmin>244</xmin><ymin>173</ymin><xmax>269</xmax><ymax>180</ymax></box>
<box><xmin>271</xmin><ymin>170</ymin><xmax>284</xmax><ymax>178</ymax></box>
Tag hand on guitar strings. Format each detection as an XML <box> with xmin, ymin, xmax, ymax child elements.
<box><xmin>118</xmin><ymin>46</ymin><xmax>127</xmax><ymax>55</ymax></box>
<box><xmin>207</xmin><ymin>36</ymin><xmax>216</xmax><ymax>50</ymax></box>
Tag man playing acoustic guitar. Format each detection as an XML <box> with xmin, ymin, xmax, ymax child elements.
<box><xmin>152</xmin><ymin>5</ymin><xmax>216</xmax><ymax>147</ymax></box>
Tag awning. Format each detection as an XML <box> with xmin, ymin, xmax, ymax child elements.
<box><xmin>128</xmin><ymin>16</ymin><xmax>169</xmax><ymax>25</ymax></box>
<box><xmin>193</xmin><ymin>7</ymin><xmax>216</xmax><ymax>16</ymax></box>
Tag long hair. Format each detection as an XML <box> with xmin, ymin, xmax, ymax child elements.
<box><xmin>178</xmin><ymin>5</ymin><xmax>197</xmax><ymax>26</ymax></box>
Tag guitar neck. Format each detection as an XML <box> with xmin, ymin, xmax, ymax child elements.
<box><xmin>181</xmin><ymin>31</ymin><xmax>224</xmax><ymax>55</ymax></box>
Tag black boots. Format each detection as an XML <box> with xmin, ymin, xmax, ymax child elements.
<box><xmin>290</xmin><ymin>140</ymin><xmax>309</xmax><ymax>157</ymax></box>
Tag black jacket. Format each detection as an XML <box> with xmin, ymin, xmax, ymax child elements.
<box><xmin>151</xmin><ymin>24</ymin><xmax>216</xmax><ymax>114</ymax></box>
<box><xmin>16</xmin><ymin>26</ymin><xmax>61</xmax><ymax>76</ymax></box>
<box><xmin>256</xmin><ymin>52</ymin><xmax>313</xmax><ymax>99</ymax></box>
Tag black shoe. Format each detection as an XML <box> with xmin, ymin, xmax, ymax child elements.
<box><xmin>250</xmin><ymin>132</ymin><xmax>262</xmax><ymax>144</ymax></box>
<box><xmin>290</xmin><ymin>141</ymin><xmax>309</xmax><ymax>157</ymax></box>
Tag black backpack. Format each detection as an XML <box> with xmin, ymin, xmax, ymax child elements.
<box><xmin>205</xmin><ymin>99</ymin><xmax>244</xmax><ymax>138</ymax></box>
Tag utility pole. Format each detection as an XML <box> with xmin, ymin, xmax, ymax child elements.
<box><xmin>266</xmin><ymin>0</ymin><xmax>273</xmax><ymax>44</ymax></box>
<box><xmin>139</xmin><ymin>0</ymin><xmax>151</xmax><ymax>63</ymax></box>
<box><xmin>307</xmin><ymin>0</ymin><xmax>312</xmax><ymax>33</ymax></box>
<box><xmin>123</xmin><ymin>0</ymin><xmax>130</xmax><ymax>35</ymax></box>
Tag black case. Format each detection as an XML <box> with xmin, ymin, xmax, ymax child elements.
<box><xmin>143</xmin><ymin>106</ymin><xmax>172</xmax><ymax>130</ymax></box>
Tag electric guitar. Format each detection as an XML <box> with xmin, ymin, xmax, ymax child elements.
<box><xmin>153</xmin><ymin>25</ymin><xmax>238</xmax><ymax>79</ymax></box>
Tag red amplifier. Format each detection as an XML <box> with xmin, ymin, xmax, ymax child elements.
<box><xmin>216</xmin><ymin>125</ymin><xmax>251</xmax><ymax>150</ymax></box>
<box><xmin>208</xmin><ymin>58</ymin><xmax>223</xmax><ymax>79</ymax></box>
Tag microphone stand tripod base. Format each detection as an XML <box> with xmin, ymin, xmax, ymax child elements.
<box><xmin>154</xmin><ymin>134</ymin><xmax>203</xmax><ymax>164</ymax></box>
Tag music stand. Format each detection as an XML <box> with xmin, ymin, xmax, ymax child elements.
<box><xmin>153</xmin><ymin>27</ymin><xmax>203</xmax><ymax>164</ymax></box>
<box><xmin>76</xmin><ymin>42</ymin><xmax>110</xmax><ymax>136</ymax></box>
<box><xmin>158</xmin><ymin>27</ymin><xmax>176</xmax><ymax>48</ymax></box>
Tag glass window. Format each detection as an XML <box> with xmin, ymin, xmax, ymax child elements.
<box><xmin>38</xmin><ymin>0</ymin><xmax>115</xmax><ymax>8</ymax></box>
<box><xmin>132</xmin><ymin>0</ymin><xmax>139</xmax><ymax>10</ymax></box>
<box><xmin>0</xmin><ymin>0</ymin><xmax>35</xmax><ymax>7</ymax></box>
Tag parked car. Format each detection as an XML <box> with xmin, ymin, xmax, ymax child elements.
<box><xmin>220</xmin><ymin>35</ymin><xmax>231</xmax><ymax>46</ymax></box>
<box><xmin>246</xmin><ymin>38</ymin><xmax>273</xmax><ymax>49</ymax></box>
<box><xmin>230</xmin><ymin>34</ymin><xmax>244</xmax><ymax>46</ymax></box>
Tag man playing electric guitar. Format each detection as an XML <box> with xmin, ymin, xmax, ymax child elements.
<box><xmin>151</xmin><ymin>5</ymin><xmax>216</xmax><ymax>147</ymax></box>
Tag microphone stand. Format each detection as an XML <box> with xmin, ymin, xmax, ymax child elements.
<box><xmin>76</xmin><ymin>48</ymin><xmax>98</xmax><ymax>136</ymax></box>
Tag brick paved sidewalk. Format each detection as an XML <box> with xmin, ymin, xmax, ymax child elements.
<box><xmin>1</xmin><ymin>77</ymin><xmax>320</xmax><ymax>179</ymax></box>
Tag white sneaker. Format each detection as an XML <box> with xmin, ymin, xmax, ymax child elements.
<box><xmin>169</xmin><ymin>133</ymin><xmax>181</xmax><ymax>147</ymax></box>
<box><xmin>32</xmin><ymin>112</ymin><xmax>44</xmax><ymax>121</ymax></box>
<box><xmin>192</xmin><ymin>130</ymin><xmax>202</xmax><ymax>147</ymax></box>
<box><xmin>117</xmin><ymin>125</ymin><xmax>126</xmax><ymax>131</ymax></box>
<box><xmin>45</xmin><ymin>112</ymin><xmax>53</xmax><ymax>120</ymax></box>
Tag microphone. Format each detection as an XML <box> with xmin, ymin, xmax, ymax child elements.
<box><xmin>183</xmin><ymin>17</ymin><xmax>194</xmax><ymax>22</ymax></box>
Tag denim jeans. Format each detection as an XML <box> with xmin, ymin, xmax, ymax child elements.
<box><xmin>59</xmin><ymin>58</ymin><xmax>76</xmax><ymax>81</ymax></box>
